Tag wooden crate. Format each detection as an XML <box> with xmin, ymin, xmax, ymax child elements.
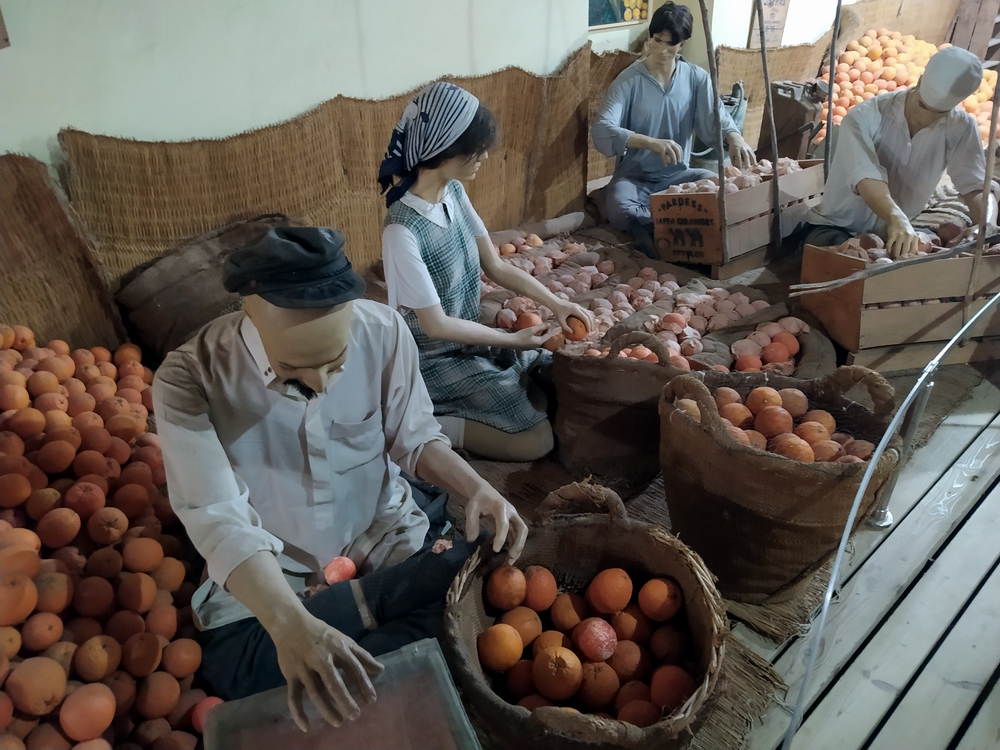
<box><xmin>650</xmin><ymin>160</ymin><xmax>824</xmax><ymax>266</ymax></box>
<box><xmin>799</xmin><ymin>244</ymin><xmax>1000</xmax><ymax>361</ymax></box>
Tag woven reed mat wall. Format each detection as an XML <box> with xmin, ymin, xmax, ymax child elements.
<box><xmin>717</xmin><ymin>32</ymin><xmax>834</xmax><ymax>150</ymax></box>
<box><xmin>0</xmin><ymin>155</ymin><xmax>124</xmax><ymax>349</ymax></box>
<box><xmin>588</xmin><ymin>49</ymin><xmax>638</xmax><ymax>183</ymax></box>
<box><xmin>59</xmin><ymin>47</ymin><xmax>590</xmax><ymax>287</ymax></box>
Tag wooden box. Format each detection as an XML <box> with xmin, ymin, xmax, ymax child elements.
<box><xmin>799</xmin><ymin>244</ymin><xmax>1000</xmax><ymax>368</ymax></box>
<box><xmin>650</xmin><ymin>160</ymin><xmax>824</xmax><ymax>266</ymax></box>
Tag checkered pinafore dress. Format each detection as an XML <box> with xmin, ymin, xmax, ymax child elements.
<box><xmin>385</xmin><ymin>181</ymin><xmax>549</xmax><ymax>433</ymax></box>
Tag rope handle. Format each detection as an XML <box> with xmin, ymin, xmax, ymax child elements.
<box><xmin>663</xmin><ymin>365</ymin><xmax>897</xmax><ymax>441</ymax></box>
<box><xmin>664</xmin><ymin>375</ymin><xmax>733</xmax><ymax>441</ymax></box>
<box><xmin>606</xmin><ymin>330</ymin><xmax>674</xmax><ymax>366</ymax></box>
<box><xmin>534</xmin><ymin>482</ymin><xmax>629</xmax><ymax>523</ymax></box>
<box><xmin>809</xmin><ymin>365</ymin><xmax>896</xmax><ymax>418</ymax></box>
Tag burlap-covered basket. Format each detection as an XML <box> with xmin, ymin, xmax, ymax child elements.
<box><xmin>554</xmin><ymin>332</ymin><xmax>686</xmax><ymax>496</ymax></box>
<box><xmin>444</xmin><ymin>482</ymin><xmax>728</xmax><ymax>750</ymax></box>
<box><xmin>659</xmin><ymin>366</ymin><xmax>901</xmax><ymax>604</ymax></box>
<box><xmin>553</xmin><ymin>304</ymin><xmax>835</xmax><ymax>497</ymax></box>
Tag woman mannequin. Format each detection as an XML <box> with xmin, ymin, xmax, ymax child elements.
<box><xmin>379</xmin><ymin>82</ymin><xmax>593</xmax><ymax>462</ymax></box>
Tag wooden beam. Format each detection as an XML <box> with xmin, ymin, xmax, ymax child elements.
<box><xmin>730</xmin><ymin>377</ymin><xmax>1000</xmax><ymax>660</ymax></box>
<box><xmin>950</xmin><ymin>0</ymin><xmax>998</xmax><ymax>58</ymax></box>
<box><xmin>865</xmin><ymin>561</ymin><xmax>1000</xmax><ymax>749</ymax></box>
<box><xmin>954</xmin><ymin>673</ymin><xmax>1000</xmax><ymax>750</ymax></box>
<box><xmin>748</xmin><ymin>413</ymin><xmax>1000</xmax><ymax>750</ymax></box>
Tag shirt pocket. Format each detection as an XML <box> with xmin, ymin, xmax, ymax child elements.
<box><xmin>327</xmin><ymin>410</ymin><xmax>385</xmax><ymax>475</ymax></box>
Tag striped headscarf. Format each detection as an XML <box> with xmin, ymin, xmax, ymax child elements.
<box><xmin>377</xmin><ymin>82</ymin><xmax>479</xmax><ymax>207</ymax></box>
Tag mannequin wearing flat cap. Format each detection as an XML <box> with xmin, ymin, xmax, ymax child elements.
<box><xmin>804</xmin><ymin>45</ymin><xmax>997</xmax><ymax>257</ymax></box>
<box><xmin>153</xmin><ymin>227</ymin><xmax>527</xmax><ymax>730</ymax></box>
<box><xmin>378</xmin><ymin>82</ymin><xmax>596</xmax><ymax>462</ymax></box>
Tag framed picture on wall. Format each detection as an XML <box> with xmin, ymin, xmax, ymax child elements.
<box><xmin>589</xmin><ymin>0</ymin><xmax>650</xmax><ymax>29</ymax></box>
<box><xmin>748</xmin><ymin>0</ymin><xmax>790</xmax><ymax>48</ymax></box>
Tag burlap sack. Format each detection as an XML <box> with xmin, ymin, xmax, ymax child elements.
<box><xmin>686</xmin><ymin>304</ymin><xmax>836</xmax><ymax>380</ymax></box>
<box><xmin>553</xmin><ymin>298</ymin><xmax>834</xmax><ymax>497</ymax></box>
<box><xmin>115</xmin><ymin>213</ymin><xmax>305</xmax><ymax>362</ymax></box>
<box><xmin>554</xmin><ymin>332</ymin><xmax>687</xmax><ymax>496</ymax></box>
<box><xmin>659</xmin><ymin>366</ymin><xmax>901</xmax><ymax>604</ymax></box>
<box><xmin>445</xmin><ymin>482</ymin><xmax>727</xmax><ymax>750</ymax></box>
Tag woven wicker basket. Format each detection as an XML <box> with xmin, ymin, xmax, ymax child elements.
<box><xmin>444</xmin><ymin>482</ymin><xmax>727</xmax><ymax>750</ymax></box>
<box><xmin>659</xmin><ymin>366</ymin><xmax>901</xmax><ymax>604</ymax></box>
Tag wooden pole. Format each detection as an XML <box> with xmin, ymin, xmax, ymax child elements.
<box><xmin>824</xmin><ymin>0</ymin><xmax>843</xmax><ymax>181</ymax></box>
<box><xmin>962</xmin><ymin>69</ymin><xmax>1000</xmax><ymax>340</ymax></box>
<box><xmin>755</xmin><ymin>0</ymin><xmax>782</xmax><ymax>251</ymax></box>
<box><xmin>698</xmin><ymin>0</ymin><xmax>729</xmax><ymax>263</ymax></box>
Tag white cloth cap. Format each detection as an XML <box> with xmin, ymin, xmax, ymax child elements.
<box><xmin>919</xmin><ymin>46</ymin><xmax>983</xmax><ymax>111</ymax></box>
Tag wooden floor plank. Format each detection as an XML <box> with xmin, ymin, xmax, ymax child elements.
<box><xmin>954</xmin><ymin>676</ymin><xmax>1000</xmax><ymax>750</ymax></box>
<box><xmin>748</xmin><ymin>414</ymin><xmax>1000</xmax><ymax>750</ymax></box>
<box><xmin>792</xmin><ymin>485</ymin><xmax>1000</xmax><ymax>748</ymax></box>
<box><xmin>867</xmin><ymin>560</ymin><xmax>1000</xmax><ymax>750</ymax></box>
<box><xmin>731</xmin><ymin>380</ymin><xmax>1000</xmax><ymax>661</ymax></box>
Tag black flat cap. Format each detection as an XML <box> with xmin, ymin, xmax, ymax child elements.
<box><xmin>223</xmin><ymin>227</ymin><xmax>366</xmax><ymax>309</ymax></box>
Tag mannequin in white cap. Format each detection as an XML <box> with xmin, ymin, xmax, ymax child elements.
<box><xmin>804</xmin><ymin>45</ymin><xmax>997</xmax><ymax>257</ymax></box>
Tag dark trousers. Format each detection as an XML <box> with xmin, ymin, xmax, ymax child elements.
<box><xmin>801</xmin><ymin>223</ymin><xmax>852</xmax><ymax>249</ymax></box>
<box><xmin>196</xmin><ymin>478</ymin><xmax>475</xmax><ymax>701</ymax></box>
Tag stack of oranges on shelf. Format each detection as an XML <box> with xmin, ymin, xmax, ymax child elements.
<box><xmin>814</xmin><ymin>29</ymin><xmax>997</xmax><ymax>147</ymax></box>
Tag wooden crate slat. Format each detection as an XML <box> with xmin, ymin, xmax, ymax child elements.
<box><xmin>846</xmin><ymin>336</ymin><xmax>1000</xmax><ymax>370</ymax></box>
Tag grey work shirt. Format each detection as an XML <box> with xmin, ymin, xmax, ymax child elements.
<box><xmin>592</xmin><ymin>57</ymin><xmax>740</xmax><ymax>184</ymax></box>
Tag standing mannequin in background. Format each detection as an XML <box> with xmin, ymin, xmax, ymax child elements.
<box><xmin>592</xmin><ymin>1</ymin><xmax>756</xmax><ymax>257</ymax></box>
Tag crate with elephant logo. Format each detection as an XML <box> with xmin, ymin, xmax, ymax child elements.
<box><xmin>649</xmin><ymin>160</ymin><xmax>824</xmax><ymax>268</ymax></box>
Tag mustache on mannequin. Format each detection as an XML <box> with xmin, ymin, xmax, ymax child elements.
<box><xmin>285</xmin><ymin>379</ymin><xmax>318</xmax><ymax>400</ymax></box>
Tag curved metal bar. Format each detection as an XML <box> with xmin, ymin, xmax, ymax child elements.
<box><xmin>754</xmin><ymin>0</ymin><xmax>782</xmax><ymax>248</ymax></box>
<box><xmin>698</xmin><ymin>0</ymin><xmax>730</xmax><ymax>262</ymax></box>
<box><xmin>824</xmin><ymin>0</ymin><xmax>843</xmax><ymax>181</ymax></box>
<box><xmin>780</xmin><ymin>289</ymin><xmax>1000</xmax><ymax>749</ymax></box>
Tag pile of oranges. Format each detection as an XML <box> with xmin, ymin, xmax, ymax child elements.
<box><xmin>816</xmin><ymin>29</ymin><xmax>998</xmax><ymax>146</ymax></box>
<box><xmin>476</xmin><ymin>564</ymin><xmax>700</xmax><ymax>727</ymax></box>
<box><xmin>0</xmin><ymin>323</ymin><xmax>223</xmax><ymax>750</ymax></box>
<box><xmin>673</xmin><ymin>385</ymin><xmax>876</xmax><ymax>464</ymax></box>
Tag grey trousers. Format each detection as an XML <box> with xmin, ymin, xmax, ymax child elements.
<box><xmin>605</xmin><ymin>169</ymin><xmax>717</xmax><ymax>232</ymax></box>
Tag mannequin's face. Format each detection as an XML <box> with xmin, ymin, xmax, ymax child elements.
<box><xmin>908</xmin><ymin>83</ymin><xmax>953</xmax><ymax>130</ymax></box>
<box><xmin>647</xmin><ymin>31</ymin><xmax>683</xmax><ymax>65</ymax></box>
<box><xmin>242</xmin><ymin>295</ymin><xmax>353</xmax><ymax>396</ymax></box>
<box><xmin>437</xmin><ymin>151</ymin><xmax>489</xmax><ymax>183</ymax></box>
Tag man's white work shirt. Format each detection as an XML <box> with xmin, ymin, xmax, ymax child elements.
<box><xmin>153</xmin><ymin>301</ymin><xmax>447</xmax><ymax>629</ymax></box>
<box><xmin>807</xmin><ymin>89</ymin><xmax>986</xmax><ymax>235</ymax></box>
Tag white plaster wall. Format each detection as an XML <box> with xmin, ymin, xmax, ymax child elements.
<box><xmin>0</xmin><ymin>0</ymin><xmax>588</xmax><ymax>164</ymax></box>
